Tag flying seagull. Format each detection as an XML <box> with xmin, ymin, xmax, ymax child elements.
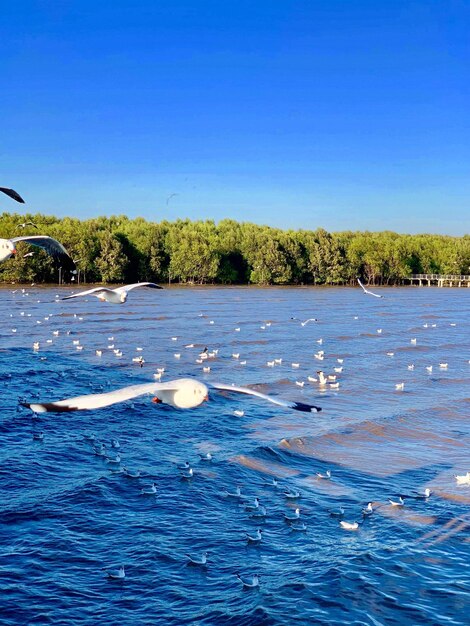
<box><xmin>16</xmin><ymin>221</ymin><xmax>38</xmax><ymax>230</ymax></box>
<box><xmin>62</xmin><ymin>282</ymin><xmax>163</xmax><ymax>304</ymax></box>
<box><xmin>357</xmin><ymin>278</ymin><xmax>383</xmax><ymax>298</ymax></box>
<box><xmin>0</xmin><ymin>187</ymin><xmax>25</xmax><ymax>203</ymax></box>
<box><xmin>21</xmin><ymin>377</ymin><xmax>323</xmax><ymax>413</ymax></box>
<box><xmin>166</xmin><ymin>193</ymin><xmax>179</xmax><ymax>205</ymax></box>
<box><xmin>0</xmin><ymin>235</ymin><xmax>76</xmax><ymax>273</ymax></box>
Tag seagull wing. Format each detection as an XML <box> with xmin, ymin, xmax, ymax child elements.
<box><xmin>0</xmin><ymin>187</ymin><xmax>25</xmax><ymax>203</ymax></box>
<box><xmin>21</xmin><ymin>381</ymin><xmax>183</xmax><ymax>413</ymax></box>
<box><xmin>210</xmin><ymin>382</ymin><xmax>322</xmax><ymax>413</ymax></box>
<box><xmin>357</xmin><ymin>278</ymin><xmax>367</xmax><ymax>293</ymax></box>
<box><xmin>114</xmin><ymin>282</ymin><xmax>164</xmax><ymax>294</ymax></box>
<box><xmin>357</xmin><ymin>278</ymin><xmax>382</xmax><ymax>298</ymax></box>
<box><xmin>11</xmin><ymin>236</ymin><xmax>76</xmax><ymax>273</ymax></box>
<box><xmin>62</xmin><ymin>287</ymin><xmax>115</xmax><ymax>300</ymax></box>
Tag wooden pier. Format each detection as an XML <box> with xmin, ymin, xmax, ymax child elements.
<box><xmin>409</xmin><ymin>274</ymin><xmax>470</xmax><ymax>287</ymax></box>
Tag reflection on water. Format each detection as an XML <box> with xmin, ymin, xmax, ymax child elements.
<box><xmin>0</xmin><ymin>285</ymin><xmax>469</xmax><ymax>625</ymax></box>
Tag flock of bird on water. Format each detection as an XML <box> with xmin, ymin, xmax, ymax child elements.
<box><xmin>3</xmin><ymin>186</ymin><xmax>469</xmax><ymax>586</ymax></box>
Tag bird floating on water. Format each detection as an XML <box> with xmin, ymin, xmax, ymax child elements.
<box><xmin>362</xmin><ymin>503</ymin><xmax>374</xmax><ymax>516</ymax></box>
<box><xmin>246</xmin><ymin>529</ymin><xmax>262</xmax><ymax>543</ymax></box>
<box><xmin>62</xmin><ymin>282</ymin><xmax>163</xmax><ymax>304</ymax></box>
<box><xmin>236</xmin><ymin>573</ymin><xmax>259</xmax><ymax>588</ymax></box>
<box><xmin>389</xmin><ymin>497</ymin><xmax>405</xmax><ymax>507</ymax></box>
<box><xmin>141</xmin><ymin>483</ymin><xmax>158</xmax><ymax>495</ymax></box>
<box><xmin>102</xmin><ymin>565</ymin><xmax>125</xmax><ymax>579</ymax></box>
<box><xmin>316</xmin><ymin>470</ymin><xmax>331</xmax><ymax>479</ymax></box>
<box><xmin>340</xmin><ymin>521</ymin><xmax>359</xmax><ymax>530</ymax></box>
<box><xmin>455</xmin><ymin>472</ymin><xmax>470</xmax><ymax>485</ymax></box>
<box><xmin>186</xmin><ymin>552</ymin><xmax>208</xmax><ymax>566</ymax></box>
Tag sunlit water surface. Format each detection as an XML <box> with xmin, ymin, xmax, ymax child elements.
<box><xmin>1</xmin><ymin>285</ymin><xmax>469</xmax><ymax>625</ymax></box>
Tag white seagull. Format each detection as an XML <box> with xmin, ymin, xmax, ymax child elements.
<box><xmin>340</xmin><ymin>521</ymin><xmax>359</xmax><ymax>531</ymax></box>
<box><xmin>22</xmin><ymin>378</ymin><xmax>323</xmax><ymax>414</ymax></box>
<box><xmin>186</xmin><ymin>552</ymin><xmax>208</xmax><ymax>566</ymax></box>
<box><xmin>389</xmin><ymin>497</ymin><xmax>405</xmax><ymax>507</ymax></box>
<box><xmin>102</xmin><ymin>565</ymin><xmax>125</xmax><ymax>579</ymax></box>
<box><xmin>357</xmin><ymin>278</ymin><xmax>383</xmax><ymax>298</ymax></box>
<box><xmin>246</xmin><ymin>529</ymin><xmax>263</xmax><ymax>543</ymax></box>
<box><xmin>62</xmin><ymin>282</ymin><xmax>163</xmax><ymax>304</ymax></box>
<box><xmin>236</xmin><ymin>573</ymin><xmax>260</xmax><ymax>588</ymax></box>
<box><xmin>301</xmin><ymin>318</ymin><xmax>317</xmax><ymax>326</ymax></box>
<box><xmin>0</xmin><ymin>235</ymin><xmax>76</xmax><ymax>273</ymax></box>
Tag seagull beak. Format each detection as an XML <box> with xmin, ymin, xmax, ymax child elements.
<box><xmin>151</xmin><ymin>396</ymin><xmax>162</xmax><ymax>404</ymax></box>
<box><xmin>11</xmin><ymin>248</ymin><xmax>17</xmax><ymax>255</ymax></box>
<box><xmin>203</xmin><ymin>394</ymin><xmax>209</xmax><ymax>402</ymax></box>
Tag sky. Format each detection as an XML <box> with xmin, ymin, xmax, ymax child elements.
<box><xmin>1</xmin><ymin>0</ymin><xmax>469</xmax><ymax>235</ymax></box>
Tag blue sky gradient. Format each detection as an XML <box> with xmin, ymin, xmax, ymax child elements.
<box><xmin>1</xmin><ymin>0</ymin><xmax>469</xmax><ymax>234</ymax></box>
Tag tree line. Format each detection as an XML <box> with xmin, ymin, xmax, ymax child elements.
<box><xmin>0</xmin><ymin>212</ymin><xmax>468</xmax><ymax>285</ymax></box>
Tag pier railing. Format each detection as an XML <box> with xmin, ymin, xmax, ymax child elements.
<box><xmin>409</xmin><ymin>274</ymin><xmax>470</xmax><ymax>287</ymax></box>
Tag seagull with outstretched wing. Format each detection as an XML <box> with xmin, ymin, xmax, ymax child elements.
<box><xmin>16</xmin><ymin>221</ymin><xmax>38</xmax><ymax>230</ymax></box>
<box><xmin>21</xmin><ymin>377</ymin><xmax>322</xmax><ymax>414</ymax></box>
<box><xmin>0</xmin><ymin>235</ymin><xmax>76</xmax><ymax>273</ymax></box>
<box><xmin>357</xmin><ymin>278</ymin><xmax>383</xmax><ymax>298</ymax></box>
<box><xmin>62</xmin><ymin>282</ymin><xmax>163</xmax><ymax>304</ymax></box>
<box><xmin>0</xmin><ymin>187</ymin><xmax>25</xmax><ymax>203</ymax></box>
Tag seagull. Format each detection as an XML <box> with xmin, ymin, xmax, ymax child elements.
<box><xmin>141</xmin><ymin>482</ymin><xmax>158</xmax><ymax>495</ymax></box>
<box><xmin>102</xmin><ymin>565</ymin><xmax>125</xmax><ymax>579</ymax></box>
<box><xmin>166</xmin><ymin>192</ymin><xmax>179</xmax><ymax>205</ymax></box>
<box><xmin>0</xmin><ymin>187</ymin><xmax>25</xmax><ymax>203</ymax></box>
<box><xmin>236</xmin><ymin>573</ymin><xmax>259</xmax><ymax>588</ymax></box>
<box><xmin>415</xmin><ymin>488</ymin><xmax>432</xmax><ymax>499</ymax></box>
<box><xmin>362</xmin><ymin>503</ymin><xmax>374</xmax><ymax>516</ymax></box>
<box><xmin>357</xmin><ymin>278</ymin><xmax>383</xmax><ymax>298</ymax></box>
<box><xmin>16</xmin><ymin>221</ymin><xmax>38</xmax><ymax>230</ymax></box>
<box><xmin>198</xmin><ymin>452</ymin><xmax>213</xmax><ymax>462</ymax></box>
<box><xmin>62</xmin><ymin>282</ymin><xmax>163</xmax><ymax>304</ymax></box>
<box><xmin>301</xmin><ymin>318</ymin><xmax>317</xmax><ymax>326</ymax></box>
<box><xmin>32</xmin><ymin>432</ymin><xmax>44</xmax><ymax>441</ymax></box>
<box><xmin>340</xmin><ymin>521</ymin><xmax>359</xmax><ymax>530</ymax></box>
<box><xmin>21</xmin><ymin>378</ymin><xmax>322</xmax><ymax>414</ymax></box>
<box><xmin>224</xmin><ymin>486</ymin><xmax>243</xmax><ymax>499</ymax></box>
<box><xmin>186</xmin><ymin>552</ymin><xmax>208</xmax><ymax>566</ymax></box>
<box><xmin>284</xmin><ymin>507</ymin><xmax>301</xmax><ymax>522</ymax></box>
<box><xmin>389</xmin><ymin>497</ymin><xmax>405</xmax><ymax>507</ymax></box>
<box><xmin>454</xmin><ymin>472</ymin><xmax>470</xmax><ymax>485</ymax></box>
<box><xmin>264</xmin><ymin>478</ymin><xmax>279</xmax><ymax>488</ymax></box>
<box><xmin>246</xmin><ymin>529</ymin><xmax>262</xmax><ymax>544</ymax></box>
<box><xmin>245</xmin><ymin>497</ymin><xmax>261</xmax><ymax>512</ymax></box>
<box><xmin>0</xmin><ymin>235</ymin><xmax>76</xmax><ymax>273</ymax></box>
<box><xmin>180</xmin><ymin>467</ymin><xmax>194</xmax><ymax>480</ymax></box>
<box><xmin>316</xmin><ymin>470</ymin><xmax>331</xmax><ymax>479</ymax></box>
<box><xmin>395</xmin><ymin>383</ymin><xmax>405</xmax><ymax>391</ymax></box>
<box><xmin>284</xmin><ymin>490</ymin><xmax>301</xmax><ymax>500</ymax></box>
<box><xmin>330</xmin><ymin>506</ymin><xmax>345</xmax><ymax>518</ymax></box>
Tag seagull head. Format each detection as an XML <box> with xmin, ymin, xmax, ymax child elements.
<box><xmin>7</xmin><ymin>241</ymin><xmax>16</xmax><ymax>257</ymax></box>
<box><xmin>120</xmin><ymin>292</ymin><xmax>128</xmax><ymax>303</ymax></box>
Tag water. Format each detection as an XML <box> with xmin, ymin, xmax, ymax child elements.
<box><xmin>1</xmin><ymin>285</ymin><xmax>469</xmax><ymax>625</ymax></box>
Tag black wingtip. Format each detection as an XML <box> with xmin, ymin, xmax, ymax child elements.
<box><xmin>292</xmin><ymin>402</ymin><xmax>322</xmax><ymax>413</ymax></box>
<box><xmin>0</xmin><ymin>187</ymin><xmax>25</xmax><ymax>203</ymax></box>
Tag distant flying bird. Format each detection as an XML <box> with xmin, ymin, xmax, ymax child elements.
<box><xmin>21</xmin><ymin>378</ymin><xmax>323</xmax><ymax>414</ymax></box>
<box><xmin>166</xmin><ymin>193</ymin><xmax>179</xmax><ymax>205</ymax></box>
<box><xmin>357</xmin><ymin>278</ymin><xmax>383</xmax><ymax>298</ymax></box>
<box><xmin>0</xmin><ymin>235</ymin><xmax>76</xmax><ymax>273</ymax></box>
<box><xmin>62</xmin><ymin>282</ymin><xmax>163</xmax><ymax>304</ymax></box>
<box><xmin>0</xmin><ymin>187</ymin><xmax>25</xmax><ymax>203</ymax></box>
<box><xmin>16</xmin><ymin>221</ymin><xmax>38</xmax><ymax>230</ymax></box>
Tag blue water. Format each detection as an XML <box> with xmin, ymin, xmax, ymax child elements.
<box><xmin>1</xmin><ymin>285</ymin><xmax>469</xmax><ymax>625</ymax></box>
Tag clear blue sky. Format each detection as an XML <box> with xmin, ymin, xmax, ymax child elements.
<box><xmin>1</xmin><ymin>0</ymin><xmax>469</xmax><ymax>235</ymax></box>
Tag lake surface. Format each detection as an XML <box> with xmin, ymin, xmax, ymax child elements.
<box><xmin>1</xmin><ymin>285</ymin><xmax>469</xmax><ymax>625</ymax></box>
